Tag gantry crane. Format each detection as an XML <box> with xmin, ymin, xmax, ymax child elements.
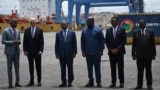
<box><xmin>55</xmin><ymin>0</ymin><xmax>144</xmax><ymax>24</ymax></box>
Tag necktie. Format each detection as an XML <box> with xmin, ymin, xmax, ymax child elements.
<box><xmin>31</xmin><ymin>28</ymin><xmax>34</xmax><ymax>38</ymax></box>
<box><xmin>113</xmin><ymin>28</ymin><xmax>117</xmax><ymax>38</ymax></box>
<box><xmin>64</xmin><ymin>30</ymin><xmax>67</xmax><ymax>42</ymax></box>
<box><xmin>13</xmin><ymin>28</ymin><xmax>16</xmax><ymax>38</ymax></box>
<box><xmin>141</xmin><ymin>30</ymin><xmax>145</xmax><ymax>36</ymax></box>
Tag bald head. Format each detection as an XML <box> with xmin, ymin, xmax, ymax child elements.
<box><xmin>139</xmin><ymin>19</ymin><xmax>146</xmax><ymax>29</ymax></box>
<box><xmin>87</xmin><ymin>17</ymin><xmax>94</xmax><ymax>22</ymax></box>
<box><xmin>61</xmin><ymin>20</ymin><xmax>68</xmax><ymax>30</ymax></box>
<box><xmin>139</xmin><ymin>19</ymin><xmax>146</xmax><ymax>25</ymax></box>
<box><xmin>61</xmin><ymin>20</ymin><xmax>67</xmax><ymax>24</ymax></box>
<box><xmin>86</xmin><ymin>17</ymin><xmax>94</xmax><ymax>29</ymax></box>
<box><xmin>10</xmin><ymin>19</ymin><xmax>17</xmax><ymax>29</ymax></box>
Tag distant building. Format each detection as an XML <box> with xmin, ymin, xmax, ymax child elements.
<box><xmin>19</xmin><ymin>0</ymin><xmax>55</xmax><ymax>21</ymax></box>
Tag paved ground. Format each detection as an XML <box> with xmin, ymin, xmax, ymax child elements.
<box><xmin>0</xmin><ymin>31</ymin><xmax>160</xmax><ymax>90</ymax></box>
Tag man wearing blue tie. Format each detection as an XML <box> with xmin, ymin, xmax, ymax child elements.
<box><xmin>55</xmin><ymin>20</ymin><xmax>77</xmax><ymax>87</ymax></box>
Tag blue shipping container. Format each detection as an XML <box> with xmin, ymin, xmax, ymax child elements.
<box><xmin>117</xmin><ymin>13</ymin><xmax>160</xmax><ymax>37</ymax></box>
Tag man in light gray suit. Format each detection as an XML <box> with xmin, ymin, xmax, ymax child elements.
<box><xmin>1</xmin><ymin>19</ymin><xmax>21</xmax><ymax>88</ymax></box>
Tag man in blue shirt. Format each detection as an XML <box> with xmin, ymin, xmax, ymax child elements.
<box><xmin>81</xmin><ymin>17</ymin><xmax>105</xmax><ymax>87</ymax></box>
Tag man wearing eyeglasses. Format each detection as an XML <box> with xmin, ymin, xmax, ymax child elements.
<box><xmin>23</xmin><ymin>17</ymin><xmax>44</xmax><ymax>86</ymax></box>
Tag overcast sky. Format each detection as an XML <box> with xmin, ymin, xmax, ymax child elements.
<box><xmin>0</xmin><ymin>0</ymin><xmax>160</xmax><ymax>15</ymax></box>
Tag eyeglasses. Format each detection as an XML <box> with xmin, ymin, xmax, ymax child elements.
<box><xmin>30</xmin><ymin>22</ymin><xmax>36</xmax><ymax>24</ymax></box>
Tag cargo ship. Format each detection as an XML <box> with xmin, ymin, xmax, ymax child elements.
<box><xmin>0</xmin><ymin>9</ymin><xmax>64</xmax><ymax>34</ymax></box>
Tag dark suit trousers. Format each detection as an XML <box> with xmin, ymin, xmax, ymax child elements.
<box><xmin>59</xmin><ymin>56</ymin><xmax>74</xmax><ymax>84</ymax></box>
<box><xmin>109</xmin><ymin>54</ymin><xmax>124</xmax><ymax>84</ymax></box>
<box><xmin>6</xmin><ymin>53</ymin><xmax>20</xmax><ymax>86</ymax></box>
<box><xmin>86</xmin><ymin>55</ymin><xmax>101</xmax><ymax>83</ymax></box>
<box><xmin>27</xmin><ymin>54</ymin><xmax>41</xmax><ymax>83</ymax></box>
<box><xmin>136</xmin><ymin>57</ymin><xmax>152</xmax><ymax>87</ymax></box>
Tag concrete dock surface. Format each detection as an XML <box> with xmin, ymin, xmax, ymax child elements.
<box><xmin>0</xmin><ymin>31</ymin><xmax>159</xmax><ymax>90</ymax></box>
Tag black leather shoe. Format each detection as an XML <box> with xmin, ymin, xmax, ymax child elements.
<box><xmin>134</xmin><ymin>86</ymin><xmax>142</xmax><ymax>89</ymax></box>
<box><xmin>97</xmin><ymin>83</ymin><xmax>102</xmax><ymax>87</ymax></box>
<box><xmin>68</xmin><ymin>83</ymin><xmax>73</xmax><ymax>87</ymax></box>
<box><xmin>38</xmin><ymin>82</ymin><xmax>42</xmax><ymax>86</ymax></box>
<box><xmin>15</xmin><ymin>83</ymin><xmax>22</xmax><ymax>87</ymax></box>
<box><xmin>27</xmin><ymin>83</ymin><xmax>34</xmax><ymax>86</ymax></box>
<box><xmin>85</xmin><ymin>82</ymin><xmax>94</xmax><ymax>87</ymax></box>
<box><xmin>147</xmin><ymin>86</ymin><xmax>153</xmax><ymax>90</ymax></box>
<box><xmin>8</xmin><ymin>85</ymin><xmax>13</xmax><ymax>88</ymax></box>
<box><xmin>119</xmin><ymin>83</ymin><xmax>124</xmax><ymax>88</ymax></box>
<box><xmin>109</xmin><ymin>83</ymin><xmax>116</xmax><ymax>88</ymax></box>
<box><xmin>59</xmin><ymin>83</ymin><xmax>67</xmax><ymax>87</ymax></box>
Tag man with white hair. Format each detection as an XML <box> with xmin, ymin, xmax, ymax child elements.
<box><xmin>23</xmin><ymin>17</ymin><xmax>44</xmax><ymax>86</ymax></box>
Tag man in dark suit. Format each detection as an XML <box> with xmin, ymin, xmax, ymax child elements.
<box><xmin>81</xmin><ymin>17</ymin><xmax>105</xmax><ymax>87</ymax></box>
<box><xmin>55</xmin><ymin>20</ymin><xmax>77</xmax><ymax>87</ymax></box>
<box><xmin>132</xmin><ymin>19</ymin><xmax>156</xmax><ymax>90</ymax></box>
<box><xmin>105</xmin><ymin>16</ymin><xmax>126</xmax><ymax>88</ymax></box>
<box><xmin>1</xmin><ymin>19</ymin><xmax>21</xmax><ymax>88</ymax></box>
<box><xmin>23</xmin><ymin>17</ymin><xmax>44</xmax><ymax>86</ymax></box>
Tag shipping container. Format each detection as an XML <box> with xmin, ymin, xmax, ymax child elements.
<box><xmin>117</xmin><ymin>13</ymin><xmax>160</xmax><ymax>44</ymax></box>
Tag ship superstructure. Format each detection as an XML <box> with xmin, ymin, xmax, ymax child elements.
<box><xmin>19</xmin><ymin>0</ymin><xmax>55</xmax><ymax>21</ymax></box>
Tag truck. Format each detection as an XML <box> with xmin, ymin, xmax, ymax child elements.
<box><xmin>116</xmin><ymin>13</ymin><xmax>160</xmax><ymax>44</ymax></box>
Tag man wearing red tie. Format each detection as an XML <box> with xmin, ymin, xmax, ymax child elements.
<box><xmin>105</xmin><ymin>17</ymin><xmax>126</xmax><ymax>88</ymax></box>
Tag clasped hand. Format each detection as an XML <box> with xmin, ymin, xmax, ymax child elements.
<box><xmin>110</xmin><ymin>48</ymin><xmax>119</xmax><ymax>54</ymax></box>
<box><xmin>13</xmin><ymin>40</ymin><xmax>21</xmax><ymax>45</ymax></box>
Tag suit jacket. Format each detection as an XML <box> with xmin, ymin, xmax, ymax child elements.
<box><xmin>2</xmin><ymin>27</ymin><xmax>21</xmax><ymax>55</ymax></box>
<box><xmin>132</xmin><ymin>29</ymin><xmax>156</xmax><ymax>58</ymax></box>
<box><xmin>105</xmin><ymin>26</ymin><xmax>126</xmax><ymax>55</ymax></box>
<box><xmin>55</xmin><ymin>29</ymin><xmax>77</xmax><ymax>58</ymax></box>
<box><xmin>23</xmin><ymin>26</ymin><xmax>44</xmax><ymax>54</ymax></box>
<box><xmin>81</xmin><ymin>25</ymin><xmax>105</xmax><ymax>55</ymax></box>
